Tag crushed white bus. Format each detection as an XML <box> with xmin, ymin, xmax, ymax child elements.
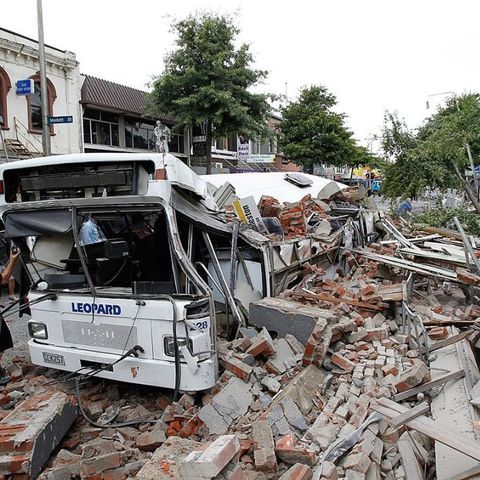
<box><xmin>0</xmin><ymin>153</ymin><xmax>353</xmax><ymax>392</ymax></box>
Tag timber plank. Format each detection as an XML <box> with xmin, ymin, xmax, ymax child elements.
<box><xmin>391</xmin><ymin>402</ymin><xmax>430</xmax><ymax>427</ymax></box>
<box><xmin>394</xmin><ymin>370</ymin><xmax>465</xmax><ymax>401</ymax></box>
<box><xmin>372</xmin><ymin>399</ymin><xmax>480</xmax><ymax>463</ymax></box>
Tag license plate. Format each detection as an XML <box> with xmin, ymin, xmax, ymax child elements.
<box><xmin>42</xmin><ymin>352</ymin><xmax>65</xmax><ymax>366</ymax></box>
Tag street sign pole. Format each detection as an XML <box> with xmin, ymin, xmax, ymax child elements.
<box><xmin>37</xmin><ymin>0</ymin><xmax>51</xmax><ymax>156</ymax></box>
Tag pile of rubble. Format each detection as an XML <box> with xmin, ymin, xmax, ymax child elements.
<box><xmin>3</xmin><ymin>214</ymin><xmax>480</xmax><ymax>479</ymax></box>
<box><xmin>258</xmin><ymin>194</ymin><xmax>332</xmax><ymax>239</ymax></box>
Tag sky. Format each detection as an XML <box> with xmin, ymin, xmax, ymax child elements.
<box><xmin>2</xmin><ymin>0</ymin><xmax>480</xmax><ymax>149</ymax></box>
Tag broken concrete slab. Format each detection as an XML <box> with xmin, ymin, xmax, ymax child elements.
<box><xmin>265</xmin><ymin>338</ymin><xmax>297</xmax><ymax>375</ymax></box>
<box><xmin>199</xmin><ymin>377</ymin><xmax>253</xmax><ymax>435</ymax></box>
<box><xmin>270</xmin><ymin>364</ymin><xmax>325</xmax><ymax>415</ymax></box>
<box><xmin>0</xmin><ymin>391</ymin><xmax>76</xmax><ymax>478</ymax></box>
<box><xmin>249</xmin><ymin>297</ymin><xmax>334</xmax><ymax>344</ymax></box>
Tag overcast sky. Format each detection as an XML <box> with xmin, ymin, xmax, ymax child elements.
<box><xmin>2</xmin><ymin>0</ymin><xmax>480</xmax><ymax>148</ymax></box>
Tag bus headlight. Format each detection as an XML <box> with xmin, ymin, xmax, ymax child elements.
<box><xmin>164</xmin><ymin>336</ymin><xmax>191</xmax><ymax>357</ymax></box>
<box><xmin>28</xmin><ymin>322</ymin><xmax>48</xmax><ymax>340</ymax></box>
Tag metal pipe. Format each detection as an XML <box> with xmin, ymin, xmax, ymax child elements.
<box><xmin>202</xmin><ymin>231</ymin><xmax>244</xmax><ymax>327</ymax></box>
<box><xmin>71</xmin><ymin>208</ymin><xmax>96</xmax><ymax>295</ymax></box>
<box><xmin>37</xmin><ymin>0</ymin><xmax>51</xmax><ymax>156</ymax></box>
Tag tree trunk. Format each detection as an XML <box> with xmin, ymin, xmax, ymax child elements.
<box><xmin>451</xmin><ymin>160</ymin><xmax>480</xmax><ymax>213</ymax></box>
<box><xmin>205</xmin><ymin>119</ymin><xmax>212</xmax><ymax>175</ymax></box>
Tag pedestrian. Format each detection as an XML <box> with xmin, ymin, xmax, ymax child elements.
<box><xmin>397</xmin><ymin>198</ymin><xmax>413</xmax><ymax>216</ymax></box>
<box><xmin>0</xmin><ymin>249</ymin><xmax>21</xmax><ymax>385</ymax></box>
<box><xmin>79</xmin><ymin>214</ymin><xmax>105</xmax><ymax>246</ymax></box>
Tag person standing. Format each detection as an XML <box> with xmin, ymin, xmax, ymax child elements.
<box><xmin>0</xmin><ymin>249</ymin><xmax>21</xmax><ymax>385</ymax></box>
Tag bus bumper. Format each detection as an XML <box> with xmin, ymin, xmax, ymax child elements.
<box><xmin>28</xmin><ymin>340</ymin><xmax>218</xmax><ymax>391</ymax></box>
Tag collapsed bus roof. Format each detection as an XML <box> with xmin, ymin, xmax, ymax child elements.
<box><xmin>203</xmin><ymin>171</ymin><xmax>348</xmax><ymax>203</ymax></box>
<box><xmin>0</xmin><ymin>153</ymin><xmax>216</xmax><ymax>209</ymax></box>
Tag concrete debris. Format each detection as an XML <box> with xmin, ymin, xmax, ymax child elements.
<box><xmin>2</xmin><ymin>215</ymin><xmax>479</xmax><ymax>480</ymax></box>
<box><xmin>179</xmin><ymin>434</ymin><xmax>240</xmax><ymax>479</ymax></box>
<box><xmin>0</xmin><ymin>391</ymin><xmax>76</xmax><ymax>478</ymax></box>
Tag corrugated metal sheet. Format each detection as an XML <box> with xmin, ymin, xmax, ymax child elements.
<box><xmin>81</xmin><ymin>75</ymin><xmax>173</xmax><ymax>122</ymax></box>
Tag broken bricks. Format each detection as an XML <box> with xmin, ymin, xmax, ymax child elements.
<box><xmin>252</xmin><ymin>420</ymin><xmax>277</xmax><ymax>473</ymax></box>
<box><xmin>0</xmin><ymin>391</ymin><xmax>76</xmax><ymax>478</ymax></box>
<box><xmin>179</xmin><ymin>434</ymin><xmax>240</xmax><ymax>479</ymax></box>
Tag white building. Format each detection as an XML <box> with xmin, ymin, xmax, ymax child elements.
<box><xmin>0</xmin><ymin>28</ymin><xmax>83</xmax><ymax>160</ymax></box>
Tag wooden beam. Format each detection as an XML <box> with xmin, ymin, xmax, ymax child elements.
<box><xmin>295</xmin><ymin>290</ymin><xmax>387</xmax><ymax>311</ymax></box>
<box><xmin>398</xmin><ymin>432</ymin><xmax>424</xmax><ymax>480</ymax></box>
<box><xmin>423</xmin><ymin>320</ymin><xmax>475</xmax><ymax>327</ymax></box>
<box><xmin>429</xmin><ymin>330</ymin><xmax>472</xmax><ymax>352</ymax></box>
<box><xmin>371</xmin><ymin>398</ymin><xmax>480</xmax><ymax>462</ymax></box>
<box><xmin>394</xmin><ymin>370</ymin><xmax>465</xmax><ymax>401</ymax></box>
<box><xmin>391</xmin><ymin>401</ymin><xmax>430</xmax><ymax>427</ymax></box>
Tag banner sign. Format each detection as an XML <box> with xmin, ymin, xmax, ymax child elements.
<box><xmin>237</xmin><ymin>136</ymin><xmax>250</xmax><ymax>162</ymax></box>
<box><xmin>233</xmin><ymin>196</ymin><xmax>268</xmax><ymax>234</ymax></box>
<box><xmin>247</xmin><ymin>154</ymin><xmax>275</xmax><ymax>164</ymax></box>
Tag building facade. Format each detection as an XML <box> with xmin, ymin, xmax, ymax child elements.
<box><xmin>0</xmin><ymin>28</ymin><xmax>83</xmax><ymax>160</ymax></box>
<box><xmin>0</xmin><ymin>27</ymin><xmax>300</xmax><ymax>174</ymax></box>
<box><xmin>80</xmin><ymin>75</ymin><xmax>187</xmax><ymax>159</ymax></box>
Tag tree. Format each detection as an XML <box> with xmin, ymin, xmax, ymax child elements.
<box><xmin>147</xmin><ymin>12</ymin><xmax>271</xmax><ymax>174</ymax></box>
<box><xmin>382</xmin><ymin>94</ymin><xmax>480</xmax><ymax>212</ymax></box>
<box><xmin>279</xmin><ymin>85</ymin><xmax>371</xmax><ymax>172</ymax></box>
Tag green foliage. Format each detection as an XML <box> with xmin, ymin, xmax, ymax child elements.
<box><xmin>279</xmin><ymin>85</ymin><xmax>374</xmax><ymax>170</ymax></box>
<box><xmin>414</xmin><ymin>205</ymin><xmax>480</xmax><ymax>236</ymax></box>
<box><xmin>147</xmin><ymin>12</ymin><xmax>272</xmax><ymax>171</ymax></box>
<box><xmin>382</xmin><ymin>94</ymin><xmax>480</xmax><ymax>199</ymax></box>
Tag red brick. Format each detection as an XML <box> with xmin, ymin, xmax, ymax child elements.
<box><xmin>428</xmin><ymin>327</ymin><xmax>449</xmax><ymax>340</ymax></box>
<box><xmin>177</xmin><ymin>416</ymin><xmax>201</xmax><ymax>438</ymax></box>
<box><xmin>102</xmin><ymin>470</ymin><xmax>127</xmax><ymax>480</ymax></box>
<box><xmin>275</xmin><ymin>435</ymin><xmax>315</xmax><ymax>466</ymax></box>
<box><xmin>222</xmin><ymin>356</ymin><xmax>253</xmax><ymax>381</ymax></box>
<box><xmin>361</xmin><ymin>285</ymin><xmax>376</xmax><ymax>296</ymax></box>
<box><xmin>365</xmin><ymin>327</ymin><xmax>389</xmax><ymax>341</ymax></box>
<box><xmin>135</xmin><ymin>429</ymin><xmax>167</xmax><ymax>451</ymax></box>
<box><xmin>80</xmin><ymin>453</ymin><xmax>122</xmax><ymax>478</ymax></box>
<box><xmin>457</xmin><ymin>269</ymin><xmax>480</xmax><ymax>285</ymax></box>
<box><xmin>0</xmin><ymin>454</ymin><xmax>30</xmax><ymax>475</ymax></box>
<box><xmin>381</xmin><ymin>365</ymin><xmax>399</xmax><ymax>377</ymax></box>
<box><xmin>278</xmin><ymin>463</ymin><xmax>313</xmax><ymax>480</ymax></box>
<box><xmin>179</xmin><ymin>435</ymin><xmax>240</xmax><ymax>479</ymax></box>
<box><xmin>330</xmin><ymin>353</ymin><xmax>356</xmax><ymax>373</ymax></box>
<box><xmin>252</xmin><ymin>421</ymin><xmax>277</xmax><ymax>473</ymax></box>
<box><xmin>394</xmin><ymin>361</ymin><xmax>430</xmax><ymax>393</ymax></box>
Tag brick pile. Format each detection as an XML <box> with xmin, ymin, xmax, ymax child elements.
<box><xmin>2</xmin><ymin>224</ymin><xmax>478</xmax><ymax>478</ymax></box>
<box><xmin>258</xmin><ymin>194</ymin><xmax>330</xmax><ymax>239</ymax></box>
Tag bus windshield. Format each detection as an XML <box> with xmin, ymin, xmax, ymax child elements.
<box><xmin>8</xmin><ymin>206</ymin><xmax>179</xmax><ymax>296</ymax></box>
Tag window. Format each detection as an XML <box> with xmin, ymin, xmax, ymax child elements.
<box><xmin>83</xmin><ymin>109</ymin><xmax>119</xmax><ymax>147</ymax></box>
<box><xmin>0</xmin><ymin>67</ymin><xmax>11</xmax><ymax>130</ymax></box>
<box><xmin>169</xmin><ymin>133</ymin><xmax>185</xmax><ymax>154</ymax></box>
<box><xmin>124</xmin><ymin>118</ymin><xmax>184</xmax><ymax>153</ymax></box>
<box><xmin>30</xmin><ymin>83</ymin><xmax>43</xmax><ymax>130</ymax></box>
<box><xmin>125</xmin><ymin>118</ymin><xmax>153</xmax><ymax>150</ymax></box>
<box><xmin>26</xmin><ymin>75</ymin><xmax>56</xmax><ymax>134</ymax></box>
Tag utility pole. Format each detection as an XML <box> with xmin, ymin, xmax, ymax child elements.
<box><xmin>37</xmin><ymin>0</ymin><xmax>51</xmax><ymax>156</ymax></box>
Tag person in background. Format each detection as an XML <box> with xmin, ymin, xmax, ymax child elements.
<box><xmin>0</xmin><ymin>264</ymin><xmax>17</xmax><ymax>302</ymax></box>
<box><xmin>0</xmin><ymin>249</ymin><xmax>21</xmax><ymax>385</ymax></box>
<box><xmin>79</xmin><ymin>214</ymin><xmax>105</xmax><ymax>246</ymax></box>
<box><xmin>397</xmin><ymin>198</ymin><xmax>413</xmax><ymax>216</ymax></box>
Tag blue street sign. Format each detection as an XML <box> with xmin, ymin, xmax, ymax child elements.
<box><xmin>47</xmin><ymin>116</ymin><xmax>73</xmax><ymax>125</ymax></box>
<box><xmin>16</xmin><ymin>79</ymin><xmax>34</xmax><ymax>96</ymax></box>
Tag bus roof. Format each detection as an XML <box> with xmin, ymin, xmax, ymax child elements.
<box><xmin>0</xmin><ymin>153</ymin><xmax>215</xmax><ymax>208</ymax></box>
